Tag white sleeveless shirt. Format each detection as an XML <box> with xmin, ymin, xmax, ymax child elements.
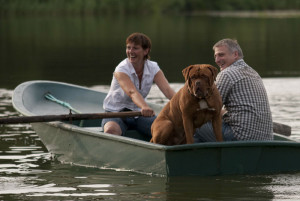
<box><xmin>103</xmin><ymin>58</ymin><xmax>160</xmax><ymax>112</ymax></box>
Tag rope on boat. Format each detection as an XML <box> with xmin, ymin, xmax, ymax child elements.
<box><xmin>44</xmin><ymin>93</ymin><xmax>82</xmax><ymax>114</ymax></box>
<box><xmin>44</xmin><ymin>92</ymin><xmax>84</xmax><ymax>126</ymax></box>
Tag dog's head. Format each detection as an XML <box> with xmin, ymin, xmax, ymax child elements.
<box><xmin>182</xmin><ymin>64</ymin><xmax>218</xmax><ymax>99</ymax></box>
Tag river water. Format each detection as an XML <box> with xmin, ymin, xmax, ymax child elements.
<box><xmin>1</xmin><ymin>78</ymin><xmax>300</xmax><ymax>200</ymax></box>
<box><xmin>1</xmin><ymin>14</ymin><xmax>300</xmax><ymax>200</ymax></box>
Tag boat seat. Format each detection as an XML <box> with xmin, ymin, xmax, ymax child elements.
<box><xmin>85</xmin><ymin>127</ymin><xmax>104</xmax><ymax>132</ymax></box>
<box><xmin>84</xmin><ymin>126</ymin><xmax>151</xmax><ymax>141</ymax></box>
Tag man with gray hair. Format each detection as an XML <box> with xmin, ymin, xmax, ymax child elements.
<box><xmin>194</xmin><ymin>38</ymin><xmax>273</xmax><ymax>141</ymax></box>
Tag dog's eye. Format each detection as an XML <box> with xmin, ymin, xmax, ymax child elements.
<box><xmin>198</xmin><ymin>76</ymin><xmax>209</xmax><ymax>82</ymax></box>
<box><xmin>203</xmin><ymin>76</ymin><xmax>209</xmax><ymax>81</ymax></box>
<box><xmin>191</xmin><ymin>74</ymin><xmax>199</xmax><ymax>79</ymax></box>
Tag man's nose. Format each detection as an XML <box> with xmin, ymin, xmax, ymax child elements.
<box><xmin>215</xmin><ymin>56</ymin><xmax>220</xmax><ymax>63</ymax></box>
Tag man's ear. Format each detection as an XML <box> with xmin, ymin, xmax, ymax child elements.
<box><xmin>234</xmin><ymin>50</ymin><xmax>239</xmax><ymax>59</ymax></box>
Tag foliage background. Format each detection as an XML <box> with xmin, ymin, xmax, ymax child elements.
<box><xmin>1</xmin><ymin>0</ymin><xmax>300</xmax><ymax>16</ymax></box>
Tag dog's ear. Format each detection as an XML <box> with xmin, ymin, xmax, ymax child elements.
<box><xmin>182</xmin><ymin>65</ymin><xmax>194</xmax><ymax>82</ymax></box>
<box><xmin>207</xmin><ymin>65</ymin><xmax>219</xmax><ymax>81</ymax></box>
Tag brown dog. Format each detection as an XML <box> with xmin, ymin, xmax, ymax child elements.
<box><xmin>150</xmin><ymin>64</ymin><xmax>223</xmax><ymax>145</ymax></box>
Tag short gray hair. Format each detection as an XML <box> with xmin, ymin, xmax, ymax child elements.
<box><xmin>213</xmin><ymin>38</ymin><xmax>244</xmax><ymax>59</ymax></box>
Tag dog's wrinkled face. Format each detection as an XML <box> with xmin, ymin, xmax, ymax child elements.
<box><xmin>182</xmin><ymin>64</ymin><xmax>218</xmax><ymax>99</ymax></box>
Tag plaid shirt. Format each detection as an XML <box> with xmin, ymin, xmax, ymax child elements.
<box><xmin>216</xmin><ymin>59</ymin><xmax>273</xmax><ymax>140</ymax></box>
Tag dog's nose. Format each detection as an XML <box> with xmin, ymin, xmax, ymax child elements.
<box><xmin>195</xmin><ymin>80</ymin><xmax>201</xmax><ymax>86</ymax></box>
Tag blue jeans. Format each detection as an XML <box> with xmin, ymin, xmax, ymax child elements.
<box><xmin>101</xmin><ymin>115</ymin><xmax>156</xmax><ymax>137</ymax></box>
<box><xmin>194</xmin><ymin>121</ymin><xmax>237</xmax><ymax>142</ymax></box>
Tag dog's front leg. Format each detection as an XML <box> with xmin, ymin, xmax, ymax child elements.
<box><xmin>212</xmin><ymin>115</ymin><xmax>223</xmax><ymax>142</ymax></box>
<box><xmin>182</xmin><ymin>116</ymin><xmax>195</xmax><ymax>144</ymax></box>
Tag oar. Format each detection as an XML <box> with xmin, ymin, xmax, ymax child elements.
<box><xmin>273</xmin><ymin>122</ymin><xmax>291</xmax><ymax>136</ymax></box>
<box><xmin>4</xmin><ymin>93</ymin><xmax>292</xmax><ymax>136</ymax></box>
<box><xmin>0</xmin><ymin>111</ymin><xmax>292</xmax><ymax>136</ymax></box>
<box><xmin>0</xmin><ymin>111</ymin><xmax>142</xmax><ymax>125</ymax></box>
<box><xmin>0</xmin><ymin>112</ymin><xmax>292</xmax><ymax>136</ymax></box>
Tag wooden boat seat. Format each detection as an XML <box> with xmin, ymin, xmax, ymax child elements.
<box><xmin>84</xmin><ymin>126</ymin><xmax>151</xmax><ymax>142</ymax></box>
<box><xmin>85</xmin><ymin>127</ymin><xmax>104</xmax><ymax>132</ymax></box>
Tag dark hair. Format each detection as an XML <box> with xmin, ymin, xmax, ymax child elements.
<box><xmin>126</xmin><ymin>32</ymin><xmax>151</xmax><ymax>60</ymax></box>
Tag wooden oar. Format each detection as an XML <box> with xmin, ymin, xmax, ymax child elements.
<box><xmin>0</xmin><ymin>111</ymin><xmax>142</xmax><ymax>125</ymax></box>
<box><xmin>0</xmin><ymin>112</ymin><xmax>292</xmax><ymax>136</ymax></box>
<box><xmin>273</xmin><ymin>122</ymin><xmax>291</xmax><ymax>136</ymax></box>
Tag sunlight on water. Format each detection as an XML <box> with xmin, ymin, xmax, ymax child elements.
<box><xmin>78</xmin><ymin>184</ymin><xmax>112</xmax><ymax>188</ymax></box>
<box><xmin>266</xmin><ymin>174</ymin><xmax>300</xmax><ymax>200</ymax></box>
<box><xmin>0</xmin><ymin>180</ymin><xmax>76</xmax><ymax>195</ymax></box>
<box><xmin>263</xmin><ymin>78</ymin><xmax>300</xmax><ymax>139</ymax></box>
<box><xmin>29</xmin><ymin>192</ymin><xmax>116</xmax><ymax>197</ymax></box>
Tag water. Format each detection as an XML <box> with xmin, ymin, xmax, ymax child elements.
<box><xmin>1</xmin><ymin>15</ymin><xmax>300</xmax><ymax>89</ymax></box>
<box><xmin>1</xmin><ymin>14</ymin><xmax>300</xmax><ymax>200</ymax></box>
<box><xmin>1</xmin><ymin>78</ymin><xmax>300</xmax><ymax>200</ymax></box>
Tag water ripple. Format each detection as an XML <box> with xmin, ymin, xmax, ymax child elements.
<box><xmin>0</xmin><ymin>180</ymin><xmax>76</xmax><ymax>195</ymax></box>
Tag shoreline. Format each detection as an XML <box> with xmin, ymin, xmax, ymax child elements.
<box><xmin>2</xmin><ymin>10</ymin><xmax>300</xmax><ymax>18</ymax></box>
<box><xmin>192</xmin><ymin>10</ymin><xmax>300</xmax><ymax>18</ymax></box>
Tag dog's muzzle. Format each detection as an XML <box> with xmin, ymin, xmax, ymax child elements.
<box><xmin>193</xmin><ymin>81</ymin><xmax>205</xmax><ymax>98</ymax></box>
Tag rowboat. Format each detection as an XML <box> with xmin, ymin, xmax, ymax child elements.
<box><xmin>10</xmin><ymin>80</ymin><xmax>300</xmax><ymax>176</ymax></box>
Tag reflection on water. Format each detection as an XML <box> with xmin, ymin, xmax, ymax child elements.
<box><xmin>1</xmin><ymin>78</ymin><xmax>300</xmax><ymax>200</ymax></box>
<box><xmin>1</xmin><ymin>15</ymin><xmax>300</xmax><ymax>89</ymax></box>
